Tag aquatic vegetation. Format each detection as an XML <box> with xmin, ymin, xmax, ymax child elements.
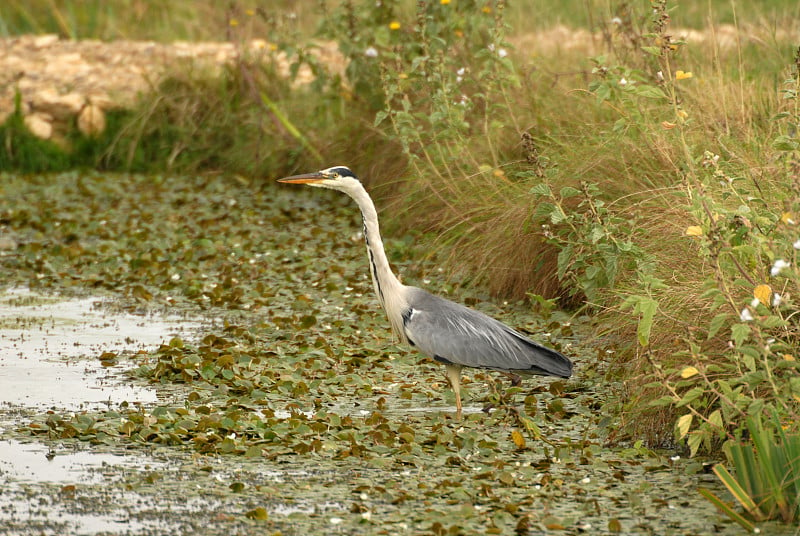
<box><xmin>1</xmin><ymin>170</ymin><xmax>775</xmax><ymax>534</ymax></box>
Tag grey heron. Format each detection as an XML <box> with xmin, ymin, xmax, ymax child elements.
<box><xmin>278</xmin><ymin>166</ymin><xmax>573</xmax><ymax>415</ymax></box>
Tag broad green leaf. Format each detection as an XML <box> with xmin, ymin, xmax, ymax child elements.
<box><xmin>634</xmin><ymin>85</ymin><xmax>666</xmax><ymax>99</ymax></box>
<box><xmin>559</xmin><ymin>186</ymin><xmax>581</xmax><ymax>199</ymax></box>
<box><xmin>634</xmin><ymin>297</ymin><xmax>657</xmax><ymax>347</ymax></box>
<box><xmin>730</xmin><ymin>323</ymin><xmax>751</xmax><ymax>347</ymax></box>
<box><xmin>687</xmin><ymin>432</ymin><xmax>704</xmax><ymax>457</ymax></box>
<box><xmin>676</xmin><ymin>387</ymin><xmax>703</xmax><ymax>407</ymax></box>
<box><xmin>707</xmin><ymin>313</ymin><xmax>729</xmax><ymax>339</ymax></box>
<box><xmin>529</xmin><ymin>183</ymin><xmax>552</xmax><ymax>196</ymax></box>
<box><xmin>773</xmin><ymin>135</ymin><xmax>799</xmax><ymax>151</ymax></box>
<box><xmin>677</xmin><ymin>413</ymin><xmax>693</xmax><ymax>439</ymax></box>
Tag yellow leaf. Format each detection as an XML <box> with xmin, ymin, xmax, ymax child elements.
<box><xmin>781</xmin><ymin>212</ymin><xmax>796</xmax><ymax>224</ymax></box>
<box><xmin>677</xmin><ymin>413</ymin><xmax>693</xmax><ymax>439</ymax></box>
<box><xmin>680</xmin><ymin>366</ymin><xmax>699</xmax><ymax>378</ymax></box>
<box><xmin>685</xmin><ymin>226</ymin><xmax>703</xmax><ymax>237</ymax></box>
<box><xmin>389</xmin><ymin>21</ymin><xmax>401</xmax><ymax>30</ymax></box>
<box><xmin>661</xmin><ymin>121</ymin><xmax>676</xmax><ymax>130</ymax></box>
<box><xmin>676</xmin><ymin>70</ymin><xmax>693</xmax><ymax>80</ymax></box>
<box><xmin>783</xmin><ymin>354</ymin><xmax>795</xmax><ymax>361</ymax></box>
<box><xmin>753</xmin><ymin>284</ymin><xmax>772</xmax><ymax>306</ymax></box>
<box><xmin>511</xmin><ymin>429</ymin><xmax>526</xmax><ymax>449</ymax></box>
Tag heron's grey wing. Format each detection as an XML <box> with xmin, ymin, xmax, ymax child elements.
<box><xmin>401</xmin><ymin>288</ymin><xmax>572</xmax><ymax>377</ymax></box>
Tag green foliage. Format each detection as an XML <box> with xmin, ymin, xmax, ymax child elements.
<box><xmin>320</xmin><ymin>0</ymin><xmax>516</xmax><ymax>166</ymax></box>
<box><xmin>701</xmin><ymin>412</ymin><xmax>800</xmax><ymax>528</ymax></box>
<box><xmin>531</xmin><ymin>180</ymin><xmax>649</xmax><ymax>307</ymax></box>
<box><xmin>652</xmin><ymin>46</ymin><xmax>800</xmax><ymax>459</ymax></box>
<box><xmin>549</xmin><ymin>1</ymin><xmax>800</xmax><ymax>467</ymax></box>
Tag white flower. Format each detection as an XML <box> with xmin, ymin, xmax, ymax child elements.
<box><xmin>364</xmin><ymin>46</ymin><xmax>378</xmax><ymax>57</ymax></box>
<box><xmin>619</xmin><ymin>77</ymin><xmax>628</xmax><ymax>86</ymax></box>
<box><xmin>611</xmin><ymin>16</ymin><xmax>622</xmax><ymax>25</ymax></box>
<box><xmin>772</xmin><ymin>293</ymin><xmax>782</xmax><ymax>307</ymax></box>
<box><xmin>498</xmin><ymin>48</ymin><xmax>508</xmax><ymax>58</ymax></box>
<box><xmin>750</xmin><ymin>298</ymin><xmax>761</xmax><ymax>308</ymax></box>
<box><xmin>740</xmin><ymin>308</ymin><xmax>754</xmax><ymax>322</ymax></box>
<box><xmin>656</xmin><ymin>71</ymin><xmax>664</xmax><ymax>81</ymax></box>
<box><xmin>794</xmin><ymin>239</ymin><xmax>800</xmax><ymax>250</ymax></box>
<box><xmin>771</xmin><ymin>259</ymin><xmax>791</xmax><ymax>276</ymax></box>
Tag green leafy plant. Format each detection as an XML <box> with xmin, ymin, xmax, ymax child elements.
<box><xmin>575</xmin><ymin>0</ymin><xmax>800</xmax><ymax>457</ymax></box>
<box><xmin>650</xmin><ymin>45</ymin><xmax>800</xmax><ymax>456</ymax></box>
<box><xmin>700</xmin><ymin>412</ymin><xmax>800</xmax><ymax>531</ymax></box>
<box><xmin>531</xmin><ymin>180</ymin><xmax>648</xmax><ymax>307</ymax></box>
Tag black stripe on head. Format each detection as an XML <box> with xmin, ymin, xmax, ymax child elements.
<box><xmin>328</xmin><ymin>166</ymin><xmax>356</xmax><ymax>178</ymax></box>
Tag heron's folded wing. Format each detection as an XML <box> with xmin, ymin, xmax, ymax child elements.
<box><xmin>401</xmin><ymin>289</ymin><xmax>572</xmax><ymax>377</ymax></box>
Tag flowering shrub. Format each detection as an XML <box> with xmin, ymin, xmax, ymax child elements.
<box><xmin>320</xmin><ymin>0</ymin><xmax>515</xmax><ymax>165</ymax></box>
<box><xmin>573</xmin><ymin>0</ymin><xmax>800</xmax><ymax>457</ymax></box>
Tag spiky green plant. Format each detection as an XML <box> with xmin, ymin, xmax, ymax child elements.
<box><xmin>700</xmin><ymin>412</ymin><xmax>800</xmax><ymax>532</ymax></box>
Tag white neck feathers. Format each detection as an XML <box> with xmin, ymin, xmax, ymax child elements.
<box><xmin>342</xmin><ymin>182</ymin><xmax>407</xmax><ymax>339</ymax></box>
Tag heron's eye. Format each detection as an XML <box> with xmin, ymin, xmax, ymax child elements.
<box><xmin>332</xmin><ymin>172</ymin><xmax>339</xmax><ymax>178</ymax></box>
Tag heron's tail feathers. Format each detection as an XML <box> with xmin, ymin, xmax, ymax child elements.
<box><xmin>514</xmin><ymin>334</ymin><xmax>573</xmax><ymax>378</ymax></box>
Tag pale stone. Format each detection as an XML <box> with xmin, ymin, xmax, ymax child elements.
<box><xmin>0</xmin><ymin>36</ymin><xmax>347</xmax><ymax>140</ymax></box>
<box><xmin>77</xmin><ymin>104</ymin><xmax>106</xmax><ymax>136</ymax></box>
<box><xmin>24</xmin><ymin>113</ymin><xmax>53</xmax><ymax>139</ymax></box>
<box><xmin>87</xmin><ymin>94</ymin><xmax>115</xmax><ymax>110</ymax></box>
<box><xmin>32</xmin><ymin>34</ymin><xmax>59</xmax><ymax>48</ymax></box>
<box><xmin>32</xmin><ymin>89</ymin><xmax>85</xmax><ymax>119</ymax></box>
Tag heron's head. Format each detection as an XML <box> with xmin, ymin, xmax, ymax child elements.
<box><xmin>277</xmin><ymin>166</ymin><xmax>360</xmax><ymax>192</ymax></box>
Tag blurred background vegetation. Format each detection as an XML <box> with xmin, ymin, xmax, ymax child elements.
<box><xmin>1</xmin><ymin>1</ymin><xmax>800</xmax><ymax>519</ymax></box>
<box><xmin>2</xmin><ymin>0</ymin><xmax>800</xmax><ymax>40</ymax></box>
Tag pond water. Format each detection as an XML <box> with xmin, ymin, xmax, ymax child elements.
<box><xmin>0</xmin><ymin>288</ymin><xmax>197</xmax><ymax>535</ymax></box>
<box><xmin>0</xmin><ymin>288</ymin><xmax>351</xmax><ymax>535</ymax></box>
<box><xmin>0</xmin><ymin>287</ymin><xmax>197</xmax><ymax>412</ymax></box>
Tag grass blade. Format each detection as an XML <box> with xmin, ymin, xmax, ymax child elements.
<box><xmin>712</xmin><ymin>463</ymin><xmax>766</xmax><ymax>520</ymax></box>
<box><xmin>259</xmin><ymin>91</ymin><xmax>323</xmax><ymax>164</ymax></box>
<box><xmin>698</xmin><ymin>487</ymin><xmax>758</xmax><ymax>533</ymax></box>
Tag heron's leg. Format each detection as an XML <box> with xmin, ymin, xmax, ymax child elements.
<box><xmin>445</xmin><ymin>364</ymin><xmax>463</xmax><ymax>416</ymax></box>
<box><xmin>501</xmin><ymin>371</ymin><xmax>522</xmax><ymax>387</ymax></box>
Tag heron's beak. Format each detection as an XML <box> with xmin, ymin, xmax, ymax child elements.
<box><xmin>277</xmin><ymin>172</ymin><xmax>325</xmax><ymax>184</ymax></box>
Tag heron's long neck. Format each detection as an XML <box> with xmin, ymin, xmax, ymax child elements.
<box><xmin>348</xmin><ymin>184</ymin><xmax>405</xmax><ymax>324</ymax></box>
